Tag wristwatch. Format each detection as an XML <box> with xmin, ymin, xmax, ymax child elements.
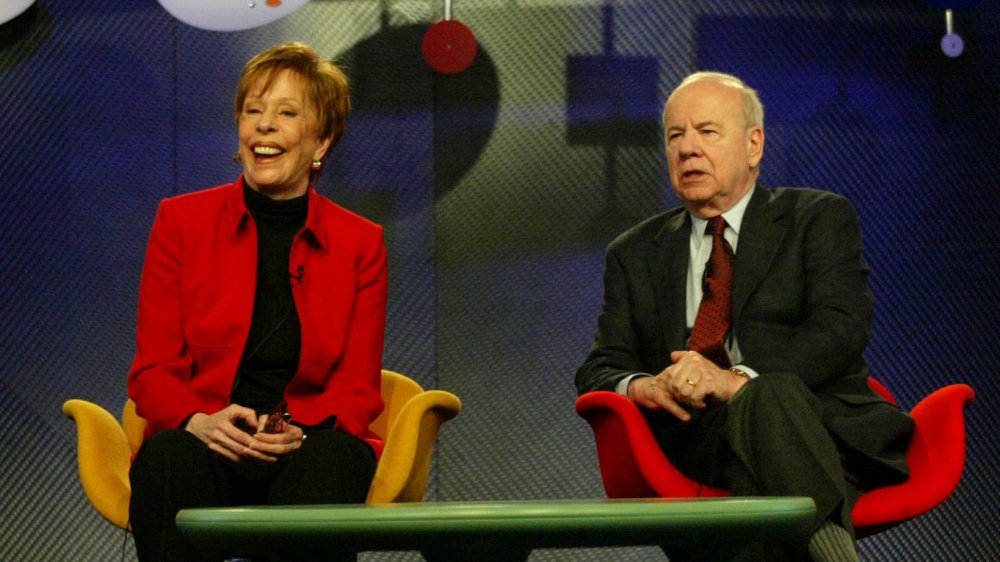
<box><xmin>729</xmin><ymin>367</ymin><xmax>751</xmax><ymax>381</ymax></box>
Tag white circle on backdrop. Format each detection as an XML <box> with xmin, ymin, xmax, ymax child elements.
<box><xmin>0</xmin><ymin>0</ymin><xmax>36</xmax><ymax>25</ymax></box>
<box><xmin>157</xmin><ymin>0</ymin><xmax>310</xmax><ymax>32</ymax></box>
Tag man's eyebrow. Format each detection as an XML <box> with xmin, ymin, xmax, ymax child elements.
<box><xmin>666</xmin><ymin>120</ymin><xmax>721</xmax><ymax>131</ymax></box>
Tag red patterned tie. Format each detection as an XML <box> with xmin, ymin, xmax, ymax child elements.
<box><xmin>688</xmin><ymin>216</ymin><xmax>733</xmax><ymax>368</ymax></box>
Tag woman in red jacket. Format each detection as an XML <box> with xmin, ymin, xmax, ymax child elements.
<box><xmin>127</xmin><ymin>42</ymin><xmax>386</xmax><ymax>562</ymax></box>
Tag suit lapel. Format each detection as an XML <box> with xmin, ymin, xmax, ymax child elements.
<box><xmin>733</xmin><ymin>187</ymin><xmax>785</xmax><ymax>322</ymax></box>
<box><xmin>649</xmin><ymin>211</ymin><xmax>690</xmax><ymax>352</ymax></box>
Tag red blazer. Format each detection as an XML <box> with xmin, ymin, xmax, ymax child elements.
<box><xmin>127</xmin><ymin>178</ymin><xmax>387</xmax><ymax>457</ymax></box>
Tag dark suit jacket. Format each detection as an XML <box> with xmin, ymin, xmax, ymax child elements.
<box><xmin>576</xmin><ymin>186</ymin><xmax>911</xmax><ymax>476</ymax></box>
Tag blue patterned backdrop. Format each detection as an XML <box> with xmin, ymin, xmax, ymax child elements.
<box><xmin>1</xmin><ymin>1</ymin><xmax>997</xmax><ymax>560</ymax></box>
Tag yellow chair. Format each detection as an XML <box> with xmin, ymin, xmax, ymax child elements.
<box><xmin>63</xmin><ymin>369</ymin><xmax>462</xmax><ymax>530</ymax></box>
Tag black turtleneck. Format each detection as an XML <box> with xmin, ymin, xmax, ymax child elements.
<box><xmin>230</xmin><ymin>184</ymin><xmax>307</xmax><ymax>415</ymax></box>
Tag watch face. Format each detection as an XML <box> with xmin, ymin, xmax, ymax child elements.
<box><xmin>0</xmin><ymin>0</ymin><xmax>35</xmax><ymax>25</ymax></box>
<box><xmin>157</xmin><ymin>0</ymin><xmax>309</xmax><ymax>31</ymax></box>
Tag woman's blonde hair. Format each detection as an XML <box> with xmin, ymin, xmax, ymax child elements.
<box><xmin>235</xmin><ymin>42</ymin><xmax>351</xmax><ymax>161</ymax></box>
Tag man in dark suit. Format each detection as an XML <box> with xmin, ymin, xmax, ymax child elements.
<box><xmin>576</xmin><ymin>72</ymin><xmax>913</xmax><ymax>561</ymax></box>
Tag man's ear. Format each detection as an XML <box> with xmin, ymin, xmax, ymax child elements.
<box><xmin>747</xmin><ymin>126</ymin><xmax>765</xmax><ymax>168</ymax></box>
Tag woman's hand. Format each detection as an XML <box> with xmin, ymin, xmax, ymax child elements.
<box><xmin>251</xmin><ymin>413</ymin><xmax>306</xmax><ymax>458</ymax></box>
<box><xmin>185</xmin><ymin>404</ymin><xmax>302</xmax><ymax>462</ymax></box>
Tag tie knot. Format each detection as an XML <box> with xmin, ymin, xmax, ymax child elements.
<box><xmin>708</xmin><ymin>216</ymin><xmax>727</xmax><ymax>237</ymax></box>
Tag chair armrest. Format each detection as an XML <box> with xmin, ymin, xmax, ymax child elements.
<box><xmin>367</xmin><ymin>390</ymin><xmax>462</xmax><ymax>504</ymax></box>
<box><xmin>867</xmin><ymin>378</ymin><xmax>897</xmax><ymax>405</ymax></box>
<box><xmin>122</xmin><ymin>399</ymin><xmax>147</xmax><ymax>457</ymax></box>
<box><xmin>62</xmin><ymin>399</ymin><xmax>133</xmax><ymax>529</ymax></box>
<box><xmin>852</xmin><ymin>384</ymin><xmax>975</xmax><ymax>527</ymax></box>
<box><xmin>575</xmin><ymin>391</ymin><xmax>728</xmax><ymax>499</ymax></box>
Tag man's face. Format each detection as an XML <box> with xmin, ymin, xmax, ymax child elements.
<box><xmin>663</xmin><ymin>79</ymin><xmax>763</xmax><ymax>217</ymax></box>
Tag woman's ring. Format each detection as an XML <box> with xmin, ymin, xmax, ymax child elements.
<box><xmin>686</xmin><ymin>379</ymin><xmax>697</xmax><ymax>386</ymax></box>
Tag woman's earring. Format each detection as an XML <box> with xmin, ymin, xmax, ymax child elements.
<box><xmin>311</xmin><ymin>160</ymin><xmax>322</xmax><ymax>171</ymax></box>
<box><xmin>232</xmin><ymin>151</ymin><xmax>241</xmax><ymax>163</ymax></box>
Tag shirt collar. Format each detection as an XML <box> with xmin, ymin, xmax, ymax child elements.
<box><xmin>690</xmin><ymin>184</ymin><xmax>755</xmax><ymax>250</ymax></box>
<box><xmin>302</xmin><ymin>187</ymin><xmax>327</xmax><ymax>250</ymax></box>
<box><xmin>226</xmin><ymin>176</ymin><xmax>327</xmax><ymax>250</ymax></box>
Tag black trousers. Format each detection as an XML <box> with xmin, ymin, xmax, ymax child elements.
<box><xmin>648</xmin><ymin>373</ymin><xmax>907</xmax><ymax>561</ymax></box>
<box><xmin>129</xmin><ymin>428</ymin><xmax>376</xmax><ymax>562</ymax></box>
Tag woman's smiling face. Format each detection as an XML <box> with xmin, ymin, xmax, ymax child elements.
<box><xmin>238</xmin><ymin>68</ymin><xmax>331</xmax><ymax>199</ymax></box>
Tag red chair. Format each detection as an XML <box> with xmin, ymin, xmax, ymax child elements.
<box><xmin>575</xmin><ymin>379</ymin><xmax>975</xmax><ymax>537</ymax></box>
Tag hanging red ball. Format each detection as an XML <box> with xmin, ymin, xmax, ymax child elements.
<box><xmin>422</xmin><ymin>20</ymin><xmax>478</xmax><ymax>74</ymax></box>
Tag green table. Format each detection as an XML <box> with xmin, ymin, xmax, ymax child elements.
<box><xmin>177</xmin><ymin>497</ymin><xmax>815</xmax><ymax>561</ymax></box>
